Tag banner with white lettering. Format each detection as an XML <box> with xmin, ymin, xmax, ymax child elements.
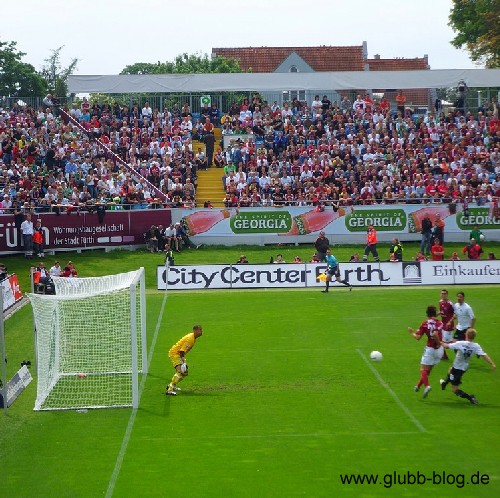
<box><xmin>158</xmin><ymin>260</ymin><xmax>500</xmax><ymax>290</ymax></box>
<box><xmin>0</xmin><ymin>211</ymin><xmax>171</xmax><ymax>254</ymax></box>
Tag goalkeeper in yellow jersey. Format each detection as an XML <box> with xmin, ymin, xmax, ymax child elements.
<box><xmin>166</xmin><ymin>325</ymin><xmax>203</xmax><ymax>396</ymax></box>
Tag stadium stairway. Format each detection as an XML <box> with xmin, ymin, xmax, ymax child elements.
<box><xmin>196</xmin><ymin>166</ymin><xmax>225</xmax><ymax>208</ymax></box>
<box><xmin>194</xmin><ymin>128</ymin><xmax>225</xmax><ymax>207</ymax></box>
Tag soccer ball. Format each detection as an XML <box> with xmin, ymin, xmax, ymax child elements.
<box><xmin>479</xmin><ymin>234</ymin><xmax>485</xmax><ymax>242</ymax></box>
<box><xmin>370</xmin><ymin>351</ymin><xmax>383</xmax><ymax>362</ymax></box>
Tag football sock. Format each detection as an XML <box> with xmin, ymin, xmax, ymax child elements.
<box><xmin>455</xmin><ymin>389</ymin><xmax>472</xmax><ymax>401</ymax></box>
<box><xmin>340</xmin><ymin>279</ymin><xmax>350</xmax><ymax>287</ymax></box>
<box><xmin>170</xmin><ymin>372</ymin><xmax>183</xmax><ymax>388</ymax></box>
<box><xmin>420</xmin><ymin>370</ymin><xmax>429</xmax><ymax>387</ymax></box>
<box><xmin>325</xmin><ymin>281</ymin><xmax>330</xmax><ymax>290</ymax></box>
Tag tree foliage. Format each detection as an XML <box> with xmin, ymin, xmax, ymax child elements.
<box><xmin>120</xmin><ymin>52</ymin><xmax>246</xmax><ymax>75</ymax></box>
<box><xmin>40</xmin><ymin>46</ymin><xmax>78</xmax><ymax>97</ymax></box>
<box><xmin>0</xmin><ymin>40</ymin><xmax>47</xmax><ymax>97</ymax></box>
<box><xmin>449</xmin><ymin>0</ymin><xmax>500</xmax><ymax>68</ymax></box>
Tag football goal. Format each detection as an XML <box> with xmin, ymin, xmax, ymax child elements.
<box><xmin>27</xmin><ymin>268</ymin><xmax>147</xmax><ymax>411</ymax></box>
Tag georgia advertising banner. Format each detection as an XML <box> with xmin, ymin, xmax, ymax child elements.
<box><xmin>179</xmin><ymin>204</ymin><xmax>500</xmax><ymax>238</ymax></box>
<box><xmin>157</xmin><ymin>260</ymin><xmax>500</xmax><ymax>290</ymax></box>
<box><xmin>0</xmin><ymin>210</ymin><xmax>171</xmax><ymax>254</ymax></box>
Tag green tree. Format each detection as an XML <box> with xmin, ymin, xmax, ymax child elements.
<box><xmin>449</xmin><ymin>0</ymin><xmax>500</xmax><ymax>68</ymax></box>
<box><xmin>0</xmin><ymin>40</ymin><xmax>47</xmax><ymax>97</ymax></box>
<box><xmin>120</xmin><ymin>52</ymin><xmax>245</xmax><ymax>75</ymax></box>
<box><xmin>40</xmin><ymin>46</ymin><xmax>78</xmax><ymax>97</ymax></box>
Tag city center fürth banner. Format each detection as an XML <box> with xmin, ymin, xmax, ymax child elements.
<box><xmin>157</xmin><ymin>260</ymin><xmax>500</xmax><ymax>290</ymax></box>
<box><xmin>179</xmin><ymin>204</ymin><xmax>499</xmax><ymax>238</ymax></box>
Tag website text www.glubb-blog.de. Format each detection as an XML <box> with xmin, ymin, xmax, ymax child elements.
<box><xmin>339</xmin><ymin>470</ymin><xmax>490</xmax><ymax>489</ymax></box>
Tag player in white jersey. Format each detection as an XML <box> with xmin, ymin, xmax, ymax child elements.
<box><xmin>452</xmin><ymin>291</ymin><xmax>475</xmax><ymax>341</ymax></box>
<box><xmin>440</xmin><ymin>328</ymin><xmax>496</xmax><ymax>405</ymax></box>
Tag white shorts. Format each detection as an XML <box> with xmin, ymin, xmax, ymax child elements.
<box><xmin>420</xmin><ymin>346</ymin><xmax>443</xmax><ymax>366</ymax></box>
<box><xmin>442</xmin><ymin>330</ymin><xmax>453</xmax><ymax>343</ymax></box>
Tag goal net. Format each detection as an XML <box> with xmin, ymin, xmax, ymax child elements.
<box><xmin>27</xmin><ymin>269</ymin><xmax>147</xmax><ymax>411</ymax></box>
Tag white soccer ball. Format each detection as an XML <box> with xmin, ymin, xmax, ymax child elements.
<box><xmin>370</xmin><ymin>351</ymin><xmax>383</xmax><ymax>362</ymax></box>
<box><xmin>479</xmin><ymin>234</ymin><xmax>485</xmax><ymax>242</ymax></box>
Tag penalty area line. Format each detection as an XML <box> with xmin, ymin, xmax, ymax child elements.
<box><xmin>105</xmin><ymin>286</ymin><xmax>169</xmax><ymax>498</ymax></box>
<box><xmin>356</xmin><ymin>349</ymin><xmax>426</xmax><ymax>433</ymax></box>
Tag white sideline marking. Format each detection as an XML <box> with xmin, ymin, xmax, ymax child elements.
<box><xmin>105</xmin><ymin>290</ymin><xmax>169</xmax><ymax>498</ymax></box>
<box><xmin>159</xmin><ymin>431</ymin><xmax>421</xmax><ymax>441</ymax></box>
<box><xmin>356</xmin><ymin>349</ymin><xmax>426</xmax><ymax>433</ymax></box>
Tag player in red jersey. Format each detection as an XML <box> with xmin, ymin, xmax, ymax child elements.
<box><xmin>408</xmin><ymin>305</ymin><xmax>444</xmax><ymax>398</ymax></box>
<box><xmin>438</xmin><ymin>289</ymin><xmax>455</xmax><ymax>360</ymax></box>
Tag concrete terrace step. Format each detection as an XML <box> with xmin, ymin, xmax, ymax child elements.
<box><xmin>196</xmin><ymin>167</ymin><xmax>226</xmax><ymax>207</ymax></box>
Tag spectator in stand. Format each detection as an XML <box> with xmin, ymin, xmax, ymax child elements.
<box><xmin>449</xmin><ymin>252</ymin><xmax>460</xmax><ymax>261</ymax></box>
<box><xmin>395</xmin><ymin>90</ymin><xmax>406</xmax><ymax>116</ymax></box>
<box><xmin>431</xmin><ymin>238</ymin><xmax>445</xmax><ymax>261</ymax></box>
<box><xmin>462</xmin><ymin>238</ymin><xmax>483</xmax><ymax>260</ymax></box>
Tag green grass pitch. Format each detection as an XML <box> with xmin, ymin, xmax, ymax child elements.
<box><xmin>1</xmin><ymin>249</ymin><xmax>499</xmax><ymax>497</ymax></box>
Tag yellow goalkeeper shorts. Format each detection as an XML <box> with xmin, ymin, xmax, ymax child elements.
<box><xmin>169</xmin><ymin>355</ymin><xmax>182</xmax><ymax>368</ymax></box>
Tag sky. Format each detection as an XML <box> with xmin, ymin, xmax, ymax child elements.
<box><xmin>2</xmin><ymin>0</ymin><xmax>478</xmax><ymax>75</ymax></box>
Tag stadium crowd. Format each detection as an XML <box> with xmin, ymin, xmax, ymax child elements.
<box><xmin>0</xmin><ymin>91</ymin><xmax>499</xmax><ymax>214</ymax></box>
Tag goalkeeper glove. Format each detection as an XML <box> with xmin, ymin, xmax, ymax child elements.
<box><xmin>180</xmin><ymin>363</ymin><xmax>188</xmax><ymax>374</ymax></box>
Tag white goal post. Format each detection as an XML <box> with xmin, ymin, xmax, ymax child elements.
<box><xmin>27</xmin><ymin>268</ymin><xmax>147</xmax><ymax>411</ymax></box>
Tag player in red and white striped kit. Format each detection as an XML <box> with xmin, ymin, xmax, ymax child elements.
<box><xmin>408</xmin><ymin>305</ymin><xmax>444</xmax><ymax>398</ymax></box>
<box><xmin>438</xmin><ymin>289</ymin><xmax>455</xmax><ymax>360</ymax></box>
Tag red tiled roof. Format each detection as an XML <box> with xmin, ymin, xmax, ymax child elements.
<box><xmin>212</xmin><ymin>46</ymin><xmax>365</xmax><ymax>72</ymax></box>
<box><xmin>367</xmin><ymin>57</ymin><xmax>430</xmax><ymax>71</ymax></box>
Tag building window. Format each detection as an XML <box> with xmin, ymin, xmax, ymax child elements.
<box><xmin>290</xmin><ymin>66</ymin><xmax>298</xmax><ymax>73</ymax></box>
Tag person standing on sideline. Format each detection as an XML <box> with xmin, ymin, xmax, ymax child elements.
<box><xmin>453</xmin><ymin>292</ymin><xmax>475</xmax><ymax>341</ymax></box>
<box><xmin>49</xmin><ymin>261</ymin><xmax>62</xmax><ymax>277</ymax></box>
<box><xmin>469</xmin><ymin>224</ymin><xmax>484</xmax><ymax>245</ymax></box>
<box><xmin>431</xmin><ymin>238</ymin><xmax>444</xmax><ymax>261</ymax></box>
<box><xmin>389</xmin><ymin>238</ymin><xmax>403</xmax><ymax>261</ymax></box>
<box><xmin>314</xmin><ymin>231</ymin><xmax>330</xmax><ymax>262</ymax></box>
<box><xmin>321</xmin><ymin>249</ymin><xmax>353</xmax><ymax>293</ymax></box>
<box><xmin>166</xmin><ymin>325</ymin><xmax>203</xmax><ymax>396</ymax></box>
<box><xmin>432</xmin><ymin>213</ymin><xmax>445</xmax><ymax>245</ymax></box>
<box><xmin>408</xmin><ymin>305</ymin><xmax>444</xmax><ymax>398</ymax></box>
<box><xmin>20</xmin><ymin>213</ymin><xmax>34</xmax><ymax>259</ymax></box>
<box><xmin>438</xmin><ymin>289</ymin><xmax>455</xmax><ymax>360</ymax></box>
<box><xmin>32</xmin><ymin>218</ymin><xmax>45</xmax><ymax>258</ymax></box>
<box><xmin>362</xmin><ymin>225</ymin><xmax>379</xmax><ymax>262</ymax></box>
<box><xmin>420</xmin><ymin>214</ymin><xmax>433</xmax><ymax>257</ymax></box>
<box><xmin>462</xmin><ymin>238</ymin><xmax>483</xmax><ymax>260</ymax></box>
<box><xmin>440</xmin><ymin>328</ymin><xmax>496</xmax><ymax>405</ymax></box>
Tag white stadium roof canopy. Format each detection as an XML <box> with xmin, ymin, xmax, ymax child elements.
<box><xmin>68</xmin><ymin>69</ymin><xmax>500</xmax><ymax>94</ymax></box>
